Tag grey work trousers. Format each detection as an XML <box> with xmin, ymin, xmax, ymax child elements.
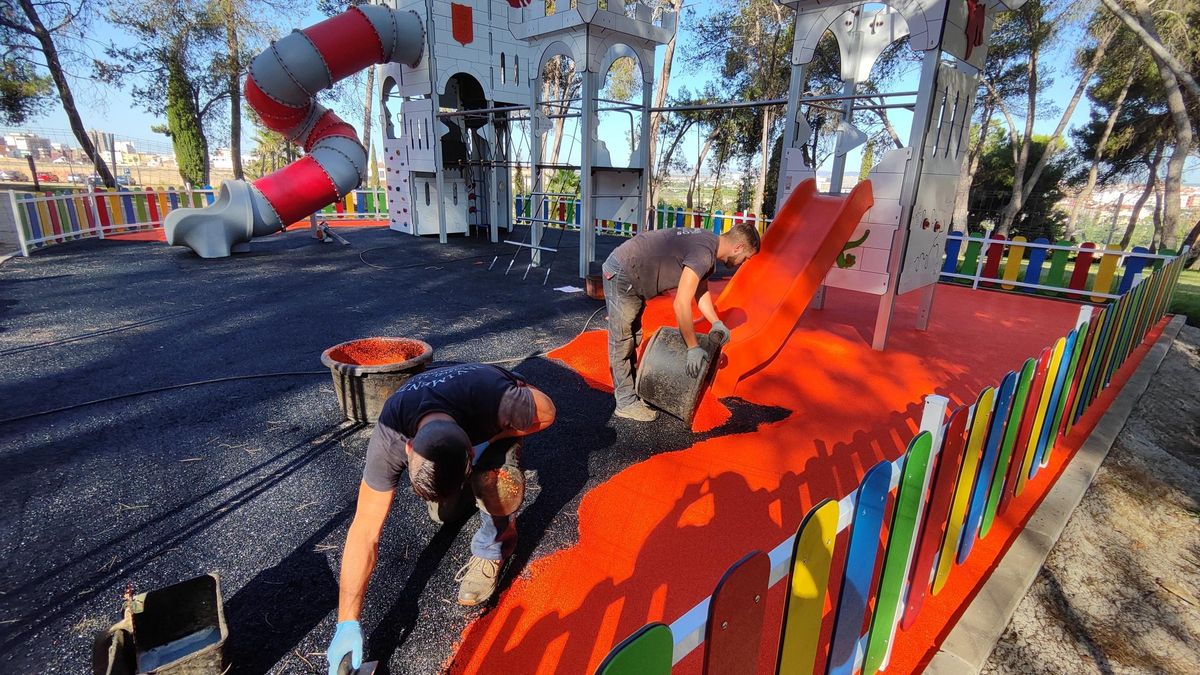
<box><xmin>602</xmin><ymin>258</ymin><xmax>646</xmax><ymax>409</ymax></box>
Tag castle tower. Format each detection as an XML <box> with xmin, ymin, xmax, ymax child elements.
<box><xmin>379</xmin><ymin>0</ymin><xmax>540</xmax><ymax>243</ymax></box>
<box><xmin>506</xmin><ymin>0</ymin><xmax>678</xmax><ymax>276</ymax></box>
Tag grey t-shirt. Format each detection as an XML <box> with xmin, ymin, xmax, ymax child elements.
<box><xmin>608</xmin><ymin>228</ymin><xmax>719</xmax><ymax>298</ymax></box>
<box><xmin>362</xmin><ymin>364</ymin><xmax>535</xmax><ymax>491</ymax></box>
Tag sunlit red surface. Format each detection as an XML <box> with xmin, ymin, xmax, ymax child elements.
<box><xmin>448</xmin><ymin>282</ymin><xmax>1163</xmax><ymax>674</ymax></box>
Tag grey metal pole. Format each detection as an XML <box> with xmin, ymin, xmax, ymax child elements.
<box><xmin>424</xmin><ymin>0</ymin><xmax>447</xmax><ymax>244</ymax></box>
<box><xmin>871</xmin><ymin>49</ymin><xmax>942</xmax><ymax>351</ymax></box>
<box><xmin>580</xmin><ymin>68</ymin><xmax>596</xmax><ymax>278</ymax></box>
<box><xmin>829</xmin><ymin>78</ymin><xmax>856</xmax><ymax>194</ymax></box>
<box><xmin>637</xmin><ymin>72</ymin><xmax>652</xmax><ymax>234</ymax></box>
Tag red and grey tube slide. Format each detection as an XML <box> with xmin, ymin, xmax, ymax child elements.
<box><xmin>165</xmin><ymin>5</ymin><xmax>423</xmax><ymax>258</ymax></box>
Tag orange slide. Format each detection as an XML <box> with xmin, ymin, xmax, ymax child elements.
<box><xmin>712</xmin><ymin>178</ymin><xmax>874</xmax><ymax>397</ymax></box>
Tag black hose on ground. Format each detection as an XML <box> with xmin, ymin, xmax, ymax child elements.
<box><xmin>0</xmin><ymin>371</ymin><xmax>328</xmax><ymax>426</ymax></box>
<box><xmin>0</xmin><ymin>306</ymin><xmax>610</xmax><ymax>425</ymax></box>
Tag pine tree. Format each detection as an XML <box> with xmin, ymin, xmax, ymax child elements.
<box><xmin>166</xmin><ymin>53</ymin><xmax>209</xmax><ymax>187</ymax></box>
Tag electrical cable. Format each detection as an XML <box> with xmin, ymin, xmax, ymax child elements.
<box><xmin>0</xmin><ymin>371</ymin><xmax>328</xmax><ymax>426</ymax></box>
<box><xmin>0</xmin><ymin>305</ymin><xmax>610</xmax><ymax>425</ymax></box>
<box><xmin>357</xmin><ymin>247</ymin><xmax>498</xmax><ymax>270</ymax></box>
<box><xmin>480</xmin><ymin>304</ymin><xmax>606</xmax><ymax>365</ymax></box>
<box><xmin>0</xmin><ymin>307</ymin><xmax>208</xmax><ymax>358</ymax></box>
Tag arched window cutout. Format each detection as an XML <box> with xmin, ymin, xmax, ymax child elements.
<box><xmin>501</xmin><ymin>53</ymin><xmax>507</xmax><ymax>84</ymax></box>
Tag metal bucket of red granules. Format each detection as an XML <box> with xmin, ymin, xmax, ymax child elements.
<box><xmin>320</xmin><ymin>337</ymin><xmax>434</xmax><ymax>423</ymax></box>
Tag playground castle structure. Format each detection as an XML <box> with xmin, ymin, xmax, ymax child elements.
<box><xmin>164</xmin><ymin>0</ymin><xmax>1025</xmax><ymax>349</ymax></box>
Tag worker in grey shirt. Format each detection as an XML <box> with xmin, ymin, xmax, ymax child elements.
<box><xmin>326</xmin><ymin>363</ymin><xmax>556</xmax><ymax>675</ymax></box>
<box><xmin>602</xmin><ymin>222</ymin><xmax>761</xmax><ymax>421</ymax></box>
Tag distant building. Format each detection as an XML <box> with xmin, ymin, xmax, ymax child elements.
<box><xmin>3</xmin><ymin>133</ymin><xmax>51</xmax><ymax>158</ymax></box>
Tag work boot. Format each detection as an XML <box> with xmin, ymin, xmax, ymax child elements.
<box><xmin>455</xmin><ymin>555</ymin><xmax>503</xmax><ymax>606</ymax></box>
<box><xmin>614</xmin><ymin>400</ymin><xmax>658</xmax><ymax>422</ymax></box>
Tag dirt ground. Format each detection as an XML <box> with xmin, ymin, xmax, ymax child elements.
<box><xmin>984</xmin><ymin>324</ymin><xmax>1200</xmax><ymax>674</ymax></box>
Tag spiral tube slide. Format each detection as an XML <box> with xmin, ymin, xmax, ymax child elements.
<box><xmin>164</xmin><ymin>5</ymin><xmax>424</xmax><ymax>258</ymax></box>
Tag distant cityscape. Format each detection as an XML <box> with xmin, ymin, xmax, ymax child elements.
<box><xmin>4</xmin><ymin>128</ymin><xmax>1199</xmax><ymax>230</ymax></box>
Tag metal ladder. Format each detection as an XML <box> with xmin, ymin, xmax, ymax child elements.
<box><xmin>490</xmin><ymin>189</ymin><xmax>577</xmax><ymax>285</ymax></box>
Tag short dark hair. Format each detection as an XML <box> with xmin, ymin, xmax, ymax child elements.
<box><xmin>409</xmin><ymin>420</ymin><xmax>470</xmax><ymax>502</ymax></box>
<box><xmin>724</xmin><ymin>222</ymin><xmax>761</xmax><ymax>253</ymax></box>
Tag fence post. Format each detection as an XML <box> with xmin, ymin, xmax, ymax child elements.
<box><xmin>88</xmin><ymin>189</ymin><xmax>105</xmax><ymax>239</ymax></box>
<box><xmin>972</xmin><ymin>231</ymin><xmax>988</xmax><ymax>290</ymax></box>
<box><xmin>919</xmin><ymin>394</ymin><xmax>950</xmax><ymax>454</ymax></box>
<box><xmin>7</xmin><ymin>190</ymin><xmax>29</xmax><ymax>257</ymax></box>
<box><xmin>1075</xmin><ymin>305</ymin><xmax>1093</xmax><ymax>330</ymax></box>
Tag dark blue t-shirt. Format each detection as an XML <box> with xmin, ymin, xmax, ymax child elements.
<box><xmin>363</xmin><ymin>364</ymin><xmax>532</xmax><ymax>491</ymax></box>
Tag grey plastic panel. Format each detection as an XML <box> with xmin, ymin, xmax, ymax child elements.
<box><xmin>310</xmin><ymin>135</ymin><xmax>369</xmax><ymax>194</ymax></box>
<box><xmin>273</xmin><ymin>31</ymin><xmax>334</xmax><ymax>99</ymax></box>
<box><xmin>358</xmin><ymin>6</ymin><xmax>424</xmax><ymax>67</ymax></box>
<box><xmin>164</xmin><ymin>181</ymin><xmax>257</xmax><ymax>258</ymax></box>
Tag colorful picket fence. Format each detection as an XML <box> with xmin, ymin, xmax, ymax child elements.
<box><xmin>511</xmin><ymin>196</ymin><xmax>773</xmax><ymax>238</ymax></box>
<box><xmin>941</xmin><ymin>231</ymin><xmax>1177</xmax><ymax>303</ymax></box>
<box><xmin>317</xmin><ymin>187</ymin><xmax>388</xmax><ymax>220</ymax></box>
<box><xmin>598</xmin><ymin>250</ymin><xmax>1188</xmax><ymax>675</ymax></box>
<box><xmin>5</xmin><ymin>187</ymin><xmax>389</xmax><ymax>256</ymax></box>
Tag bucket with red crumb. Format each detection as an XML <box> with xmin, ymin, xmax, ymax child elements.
<box><xmin>320</xmin><ymin>337</ymin><xmax>433</xmax><ymax>423</ymax></box>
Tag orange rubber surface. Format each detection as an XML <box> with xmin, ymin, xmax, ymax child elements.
<box><xmin>448</xmin><ymin>285</ymin><xmax>1160</xmax><ymax>674</ymax></box>
<box><xmin>712</xmin><ymin>179</ymin><xmax>874</xmax><ymax>398</ymax></box>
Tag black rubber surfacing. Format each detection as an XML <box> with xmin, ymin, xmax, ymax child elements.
<box><xmin>0</xmin><ymin>227</ymin><xmax>786</xmax><ymax>674</ymax></box>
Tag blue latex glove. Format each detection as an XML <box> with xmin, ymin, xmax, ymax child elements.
<box><xmin>708</xmin><ymin>320</ymin><xmax>730</xmax><ymax>346</ymax></box>
<box><xmin>327</xmin><ymin>620</ymin><xmax>362</xmax><ymax>675</ymax></box>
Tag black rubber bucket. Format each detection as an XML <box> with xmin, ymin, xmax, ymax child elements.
<box><xmin>131</xmin><ymin>573</ymin><xmax>228</xmax><ymax>674</ymax></box>
<box><xmin>321</xmin><ymin>337</ymin><xmax>434</xmax><ymax>424</ymax></box>
<box><xmin>635</xmin><ymin>327</ymin><xmax>721</xmax><ymax>424</ymax></box>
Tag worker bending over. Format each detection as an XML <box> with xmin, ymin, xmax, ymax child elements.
<box><xmin>602</xmin><ymin>223</ymin><xmax>760</xmax><ymax>421</ymax></box>
<box><xmin>326</xmin><ymin>363</ymin><xmax>556</xmax><ymax>674</ymax></box>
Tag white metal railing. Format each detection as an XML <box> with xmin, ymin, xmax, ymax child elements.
<box><xmin>942</xmin><ymin>231</ymin><xmax>1180</xmax><ymax>302</ymax></box>
<box><xmin>4</xmin><ymin>187</ymin><xmax>388</xmax><ymax>256</ymax></box>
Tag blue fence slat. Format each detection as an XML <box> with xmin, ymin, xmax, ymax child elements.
<box><xmin>959</xmin><ymin>370</ymin><xmax>1018</xmax><ymax>562</ymax></box>
<box><xmin>827</xmin><ymin>461</ymin><xmax>892</xmax><ymax>675</ymax></box>
<box><xmin>942</xmin><ymin>232</ymin><xmax>963</xmax><ymax>276</ymax></box>
<box><xmin>1118</xmin><ymin>246</ymin><xmax>1151</xmax><ymax>294</ymax></box>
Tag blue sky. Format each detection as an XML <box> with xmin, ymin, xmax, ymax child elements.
<box><xmin>32</xmin><ymin>0</ymin><xmax>1196</xmax><ymax>181</ymax></box>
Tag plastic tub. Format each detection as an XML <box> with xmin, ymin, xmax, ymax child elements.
<box><xmin>131</xmin><ymin>574</ymin><xmax>227</xmax><ymax>674</ymax></box>
<box><xmin>321</xmin><ymin>337</ymin><xmax>433</xmax><ymax>423</ymax></box>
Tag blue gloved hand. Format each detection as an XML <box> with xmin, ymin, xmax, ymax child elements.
<box><xmin>327</xmin><ymin>620</ymin><xmax>363</xmax><ymax>675</ymax></box>
<box><xmin>708</xmin><ymin>320</ymin><xmax>730</xmax><ymax>346</ymax></box>
<box><xmin>686</xmin><ymin>346</ymin><xmax>710</xmax><ymax>379</ymax></box>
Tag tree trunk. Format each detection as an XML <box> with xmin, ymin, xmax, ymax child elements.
<box><xmin>362</xmin><ymin>65</ymin><xmax>376</xmax><ymax>152</ymax></box>
<box><xmin>751</xmin><ymin>107</ymin><xmax>773</xmax><ymax>217</ymax></box>
<box><xmin>750</xmin><ymin>8</ymin><xmax>784</xmax><ymax>218</ymax></box>
<box><xmin>686</xmin><ymin>130</ymin><xmax>716</xmax><ymax>209</ymax></box>
<box><xmin>1067</xmin><ymin>58</ymin><xmax>1137</xmax><ymax>237</ymax></box>
<box><xmin>1012</xmin><ymin>28</ymin><xmax>1113</xmax><ymax>228</ymax></box>
<box><xmin>15</xmin><ymin>0</ymin><xmax>115</xmax><ymax>187</ymax></box>
<box><xmin>646</xmin><ymin>0</ymin><xmax>683</xmax><ymax>218</ymax></box>
<box><xmin>872</xmin><ymin>104</ymin><xmax>904</xmax><ymax>149</ymax></box>
<box><xmin>224</xmin><ymin>0</ymin><xmax>243</xmax><ymax>180</ymax></box>
<box><xmin>999</xmin><ymin>24</ymin><xmax>1113</xmax><ymax>235</ymax></box>
<box><xmin>1097</xmin><ymin>0</ymin><xmax>1200</xmax><ymax>103</ymax></box>
<box><xmin>997</xmin><ymin>44</ymin><xmax>1040</xmax><ymax>235</ymax></box>
<box><xmin>1133</xmin><ymin>0</ymin><xmax>1190</xmax><ymax>250</ymax></box>
<box><xmin>1119</xmin><ymin>144</ymin><xmax>1162</xmax><ymax>249</ymax></box>
<box><xmin>952</xmin><ymin>102</ymin><xmax>995</xmax><ymax>232</ymax></box>
<box><xmin>1181</xmin><ymin>218</ymin><xmax>1200</xmax><ymax>268</ymax></box>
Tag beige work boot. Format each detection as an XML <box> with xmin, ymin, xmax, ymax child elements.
<box><xmin>455</xmin><ymin>556</ymin><xmax>503</xmax><ymax>606</ymax></box>
<box><xmin>614</xmin><ymin>400</ymin><xmax>658</xmax><ymax>422</ymax></box>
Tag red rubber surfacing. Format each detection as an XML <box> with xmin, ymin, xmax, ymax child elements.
<box><xmin>447</xmin><ymin>283</ymin><xmax>1162</xmax><ymax>675</ymax></box>
<box><xmin>325</xmin><ymin>338</ymin><xmax>428</xmax><ymax>366</ymax></box>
